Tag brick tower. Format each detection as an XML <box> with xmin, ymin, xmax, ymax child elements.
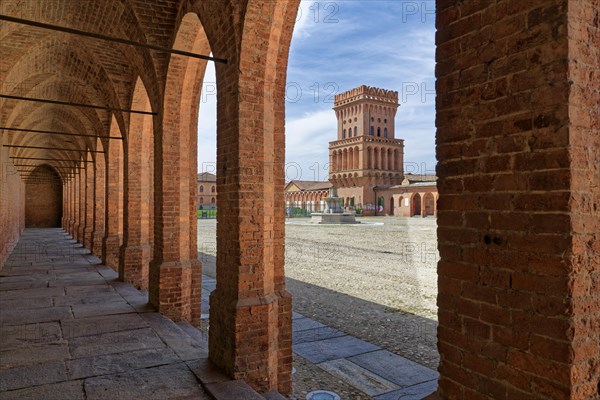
<box><xmin>329</xmin><ymin>85</ymin><xmax>404</xmax><ymax>214</ymax></box>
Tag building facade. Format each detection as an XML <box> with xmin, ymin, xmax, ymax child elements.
<box><xmin>284</xmin><ymin>180</ymin><xmax>331</xmax><ymax>215</ymax></box>
<box><xmin>375</xmin><ymin>174</ymin><xmax>438</xmax><ymax>217</ymax></box>
<box><xmin>197</xmin><ymin>172</ymin><xmax>217</xmax><ymax>210</ymax></box>
<box><xmin>329</xmin><ymin>86</ymin><xmax>405</xmax><ymax>214</ymax></box>
<box><xmin>285</xmin><ymin>85</ymin><xmax>438</xmax><ymax>217</ymax></box>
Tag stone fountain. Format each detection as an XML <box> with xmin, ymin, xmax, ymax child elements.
<box><xmin>310</xmin><ymin>187</ymin><xmax>358</xmax><ymax>224</ymax></box>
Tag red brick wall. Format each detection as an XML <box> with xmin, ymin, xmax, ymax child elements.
<box><xmin>566</xmin><ymin>1</ymin><xmax>600</xmax><ymax>397</ymax></box>
<box><xmin>24</xmin><ymin>168</ymin><xmax>63</xmax><ymax>228</ymax></box>
<box><xmin>435</xmin><ymin>1</ymin><xmax>599</xmax><ymax>398</ymax></box>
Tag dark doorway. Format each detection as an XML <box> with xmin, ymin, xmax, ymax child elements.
<box><xmin>25</xmin><ymin>166</ymin><xmax>63</xmax><ymax>227</ymax></box>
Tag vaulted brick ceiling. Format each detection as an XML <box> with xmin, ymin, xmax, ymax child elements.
<box><xmin>0</xmin><ymin>0</ymin><xmax>179</xmax><ymax>179</ymax></box>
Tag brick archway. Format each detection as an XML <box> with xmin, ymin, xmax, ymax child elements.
<box><xmin>102</xmin><ymin>116</ymin><xmax>125</xmax><ymax>270</ymax></box>
<box><xmin>0</xmin><ymin>1</ymin><xmax>597</xmax><ymax>398</ymax></box>
<box><xmin>412</xmin><ymin>192</ymin><xmax>422</xmax><ymax>217</ymax></box>
<box><xmin>119</xmin><ymin>77</ymin><xmax>154</xmax><ymax>290</ymax></box>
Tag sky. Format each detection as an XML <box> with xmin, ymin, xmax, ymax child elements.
<box><xmin>198</xmin><ymin>1</ymin><xmax>436</xmax><ymax>180</ymax></box>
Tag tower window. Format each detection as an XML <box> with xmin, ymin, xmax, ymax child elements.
<box><xmin>377</xmin><ymin>127</ymin><xmax>381</xmax><ymax>137</ymax></box>
<box><xmin>370</xmin><ymin>126</ymin><xmax>374</xmax><ymax>136</ymax></box>
<box><xmin>384</xmin><ymin>128</ymin><xmax>388</xmax><ymax>138</ymax></box>
<box><xmin>343</xmin><ymin>129</ymin><xmax>346</xmax><ymax>138</ymax></box>
<box><xmin>354</xmin><ymin>127</ymin><xmax>358</xmax><ymax>136</ymax></box>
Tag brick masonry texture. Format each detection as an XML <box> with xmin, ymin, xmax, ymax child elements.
<box><xmin>435</xmin><ymin>1</ymin><xmax>599</xmax><ymax>399</ymax></box>
<box><xmin>0</xmin><ymin>0</ymin><xmax>598</xmax><ymax>397</ymax></box>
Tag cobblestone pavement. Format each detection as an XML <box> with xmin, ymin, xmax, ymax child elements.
<box><xmin>198</xmin><ymin>216</ymin><xmax>440</xmax><ymax>399</ymax></box>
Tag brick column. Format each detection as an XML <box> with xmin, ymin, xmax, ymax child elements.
<box><xmin>205</xmin><ymin>1</ymin><xmax>297</xmax><ymax>393</ymax></box>
<box><xmin>68</xmin><ymin>177</ymin><xmax>75</xmax><ymax>236</ymax></box>
<box><xmin>103</xmin><ymin>137</ymin><xmax>124</xmax><ymax>271</ymax></box>
<box><xmin>75</xmin><ymin>169</ymin><xmax>84</xmax><ymax>242</ymax></box>
<box><xmin>435</xmin><ymin>1</ymin><xmax>599</xmax><ymax>399</ymax></box>
<box><xmin>62</xmin><ymin>180</ymin><xmax>69</xmax><ymax>229</ymax></box>
<box><xmin>83</xmin><ymin>159</ymin><xmax>95</xmax><ymax>249</ymax></box>
<box><xmin>119</xmin><ymin>137</ymin><xmax>152</xmax><ymax>289</ymax></box>
<box><xmin>92</xmin><ymin>152</ymin><xmax>106</xmax><ymax>257</ymax></box>
<box><xmin>149</xmin><ymin>14</ymin><xmax>208</xmax><ymax>324</ymax></box>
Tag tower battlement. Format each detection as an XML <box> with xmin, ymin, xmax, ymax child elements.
<box><xmin>334</xmin><ymin>85</ymin><xmax>398</xmax><ymax>108</ymax></box>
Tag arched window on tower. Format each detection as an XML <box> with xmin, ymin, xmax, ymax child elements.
<box><xmin>377</xmin><ymin>127</ymin><xmax>381</xmax><ymax>137</ymax></box>
<box><xmin>354</xmin><ymin>127</ymin><xmax>357</xmax><ymax>136</ymax></box>
<box><xmin>384</xmin><ymin>128</ymin><xmax>388</xmax><ymax>138</ymax></box>
<box><xmin>370</xmin><ymin>126</ymin><xmax>374</xmax><ymax>136</ymax></box>
<box><xmin>343</xmin><ymin>129</ymin><xmax>346</xmax><ymax>139</ymax></box>
<box><xmin>200</xmin><ymin>185</ymin><xmax>204</xmax><ymax>193</ymax></box>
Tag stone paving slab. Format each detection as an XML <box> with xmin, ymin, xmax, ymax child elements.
<box><xmin>0</xmin><ymin>280</ymin><xmax>49</xmax><ymax>291</ymax></box>
<box><xmin>64</xmin><ymin>284</ymin><xmax>116</xmax><ymax>296</ymax></box>
<box><xmin>96</xmin><ymin>266</ymin><xmax>118</xmax><ymax>279</ymax></box>
<box><xmin>0</xmin><ymin>274</ymin><xmax>49</xmax><ymax>283</ymax></box>
<box><xmin>0</xmin><ymin>380</ymin><xmax>85</xmax><ymax>400</ymax></box>
<box><xmin>204</xmin><ymin>379</ymin><xmax>265</xmax><ymax>400</ymax></box>
<box><xmin>141</xmin><ymin>313</ymin><xmax>208</xmax><ymax>361</ymax></box>
<box><xmin>293</xmin><ymin>334</ymin><xmax>380</xmax><ymax>364</ymax></box>
<box><xmin>0</xmin><ymin>360</ymin><xmax>68</xmax><ymax>391</ymax></box>
<box><xmin>68</xmin><ymin>327</ymin><xmax>166</xmax><ymax>358</ymax></box>
<box><xmin>186</xmin><ymin>359</ymin><xmax>230</xmax><ymax>385</ymax></box>
<box><xmin>0</xmin><ymin>342</ymin><xmax>70</xmax><ymax>370</ymax></box>
<box><xmin>0</xmin><ymin>286</ymin><xmax>65</xmax><ymax>300</ymax></box>
<box><xmin>54</xmin><ymin>289</ymin><xmax>125</xmax><ymax>306</ymax></box>
<box><xmin>318</xmin><ymin>358</ymin><xmax>401</xmax><ymax>396</ymax></box>
<box><xmin>292</xmin><ymin>311</ymin><xmax>304</xmax><ymax>320</ymax></box>
<box><xmin>0</xmin><ymin>266</ymin><xmax>52</xmax><ymax>276</ymax></box>
<box><xmin>348</xmin><ymin>350</ymin><xmax>439</xmax><ymax>388</ymax></box>
<box><xmin>293</xmin><ymin>316</ymin><xmax>327</xmax><ymax>332</ymax></box>
<box><xmin>66</xmin><ymin>347</ymin><xmax>181</xmax><ymax>379</ymax></box>
<box><xmin>0</xmin><ymin>230</ymin><xmax>218</xmax><ymax>398</ymax></box>
<box><xmin>0</xmin><ymin>322</ymin><xmax>63</xmax><ymax>348</ymax></box>
<box><xmin>61</xmin><ymin>313</ymin><xmax>149</xmax><ymax>339</ymax></box>
<box><xmin>373</xmin><ymin>379</ymin><xmax>438</xmax><ymax>400</ymax></box>
<box><xmin>84</xmin><ymin>362</ymin><xmax>209</xmax><ymax>400</ymax></box>
<box><xmin>293</xmin><ymin>324</ymin><xmax>347</xmax><ymax>344</ymax></box>
<box><xmin>0</xmin><ymin>306</ymin><xmax>73</xmax><ymax>326</ymax></box>
<box><xmin>71</xmin><ymin>299</ymin><xmax>136</xmax><ymax>318</ymax></box>
<box><xmin>0</xmin><ymin>296</ymin><xmax>53</xmax><ymax>310</ymax></box>
<box><xmin>48</xmin><ymin>275</ymin><xmax>107</xmax><ymax>287</ymax></box>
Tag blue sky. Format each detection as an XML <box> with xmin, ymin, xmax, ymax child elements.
<box><xmin>198</xmin><ymin>1</ymin><xmax>436</xmax><ymax>180</ymax></box>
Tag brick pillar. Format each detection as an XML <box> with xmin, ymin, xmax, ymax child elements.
<box><xmin>68</xmin><ymin>177</ymin><xmax>75</xmax><ymax>236</ymax></box>
<box><xmin>70</xmin><ymin>174</ymin><xmax>78</xmax><ymax>237</ymax></box>
<box><xmin>62</xmin><ymin>180</ymin><xmax>69</xmax><ymax>229</ymax></box>
<box><xmin>149</xmin><ymin>14</ymin><xmax>208</xmax><ymax>324</ymax></box>
<box><xmin>92</xmin><ymin>152</ymin><xmax>106</xmax><ymax>257</ymax></box>
<box><xmin>103</xmin><ymin>126</ymin><xmax>124</xmax><ymax>270</ymax></box>
<box><xmin>205</xmin><ymin>1</ymin><xmax>297</xmax><ymax>393</ymax></box>
<box><xmin>75</xmin><ymin>169</ymin><xmax>84</xmax><ymax>242</ymax></box>
<box><xmin>83</xmin><ymin>158</ymin><xmax>95</xmax><ymax>249</ymax></box>
<box><xmin>435</xmin><ymin>1</ymin><xmax>599</xmax><ymax>399</ymax></box>
<box><xmin>119</xmin><ymin>81</ymin><xmax>152</xmax><ymax>290</ymax></box>
<box><xmin>119</xmin><ymin>140</ymin><xmax>151</xmax><ymax>289</ymax></box>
